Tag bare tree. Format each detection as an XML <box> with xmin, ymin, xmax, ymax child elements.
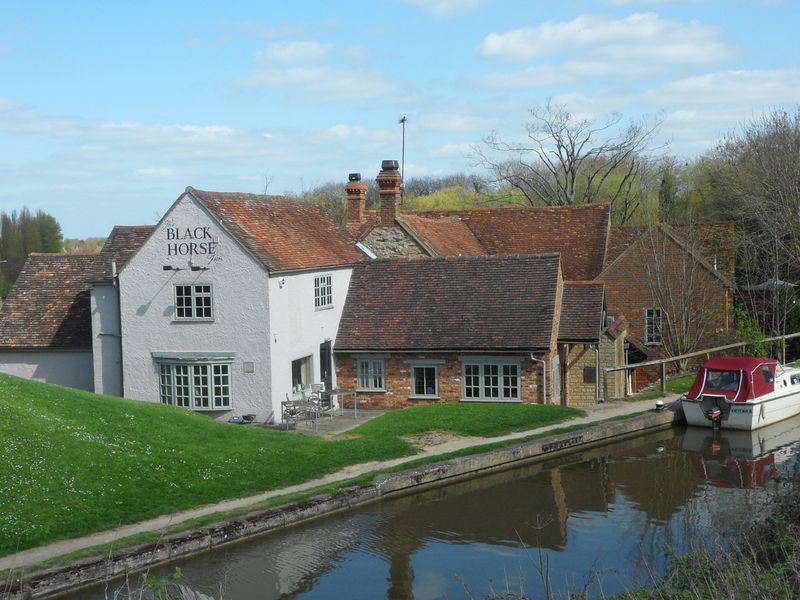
<box><xmin>709</xmin><ymin>107</ymin><xmax>800</xmax><ymax>336</ymax></box>
<box><xmin>475</xmin><ymin>100</ymin><xmax>664</xmax><ymax>222</ymax></box>
<box><xmin>640</xmin><ymin>223</ymin><xmax>730</xmax><ymax>368</ymax></box>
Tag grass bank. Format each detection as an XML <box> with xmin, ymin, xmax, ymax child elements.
<box><xmin>0</xmin><ymin>373</ymin><xmax>581</xmax><ymax>557</ymax></box>
<box><xmin>631</xmin><ymin>373</ymin><xmax>695</xmax><ymax>401</ymax></box>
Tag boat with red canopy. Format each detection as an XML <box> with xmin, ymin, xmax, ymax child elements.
<box><xmin>681</xmin><ymin>356</ymin><xmax>800</xmax><ymax>430</ymax></box>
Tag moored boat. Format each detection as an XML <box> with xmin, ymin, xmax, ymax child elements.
<box><xmin>681</xmin><ymin>356</ymin><xmax>800</xmax><ymax>430</ymax></box>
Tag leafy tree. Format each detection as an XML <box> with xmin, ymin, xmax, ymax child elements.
<box><xmin>0</xmin><ymin>208</ymin><xmax>64</xmax><ymax>297</ymax></box>
<box><xmin>63</xmin><ymin>237</ymin><xmax>106</xmax><ymax>254</ymax></box>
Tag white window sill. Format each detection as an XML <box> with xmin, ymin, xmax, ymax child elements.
<box><xmin>409</xmin><ymin>395</ymin><xmax>440</xmax><ymax>400</ymax></box>
<box><xmin>172</xmin><ymin>319</ymin><xmax>215</xmax><ymax>323</ymax></box>
<box><xmin>459</xmin><ymin>398</ymin><xmax>522</xmax><ymax>403</ymax></box>
<box><xmin>356</xmin><ymin>388</ymin><xmax>385</xmax><ymax>393</ymax></box>
<box><xmin>315</xmin><ymin>305</ymin><xmax>334</xmax><ymax>312</ymax></box>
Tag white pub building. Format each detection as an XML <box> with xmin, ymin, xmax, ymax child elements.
<box><xmin>0</xmin><ymin>186</ymin><xmax>363</xmax><ymax>422</ymax></box>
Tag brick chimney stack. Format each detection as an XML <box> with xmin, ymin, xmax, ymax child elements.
<box><xmin>345</xmin><ymin>173</ymin><xmax>368</xmax><ymax>236</ymax></box>
<box><xmin>377</xmin><ymin>159</ymin><xmax>402</xmax><ymax>227</ymax></box>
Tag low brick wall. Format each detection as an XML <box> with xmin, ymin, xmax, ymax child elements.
<box><xmin>3</xmin><ymin>406</ymin><xmax>683</xmax><ymax>600</ymax></box>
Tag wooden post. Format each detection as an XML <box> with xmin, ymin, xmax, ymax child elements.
<box><xmin>660</xmin><ymin>362</ymin><xmax>666</xmax><ymax>394</ymax></box>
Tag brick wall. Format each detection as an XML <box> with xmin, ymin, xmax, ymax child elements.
<box><xmin>602</xmin><ymin>228</ymin><xmax>731</xmax><ymax>351</ymax></box>
<box><xmin>335</xmin><ymin>352</ymin><xmax>547</xmax><ymax>410</ymax></box>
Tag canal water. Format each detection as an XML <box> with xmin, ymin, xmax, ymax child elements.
<box><xmin>70</xmin><ymin>418</ymin><xmax>800</xmax><ymax>600</ymax></box>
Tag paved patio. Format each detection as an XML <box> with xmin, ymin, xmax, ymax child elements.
<box><xmin>278</xmin><ymin>408</ymin><xmax>386</xmax><ymax>435</ymax></box>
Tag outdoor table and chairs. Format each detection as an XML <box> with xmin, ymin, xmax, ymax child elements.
<box><xmin>280</xmin><ymin>385</ymin><xmax>361</xmax><ymax>430</ymax></box>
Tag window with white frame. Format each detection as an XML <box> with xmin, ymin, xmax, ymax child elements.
<box><xmin>158</xmin><ymin>362</ymin><xmax>230</xmax><ymax>410</ymax></box>
<box><xmin>314</xmin><ymin>274</ymin><xmax>333</xmax><ymax>309</ymax></box>
<box><xmin>174</xmin><ymin>284</ymin><xmax>213</xmax><ymax>320</ymax></box>
<box><xmin>358</xmin><ymin>358</ymin><xmax>385</xmax><ymax>391</ymax></box>
<box><xmin>461</xmin><ymin>359</ymin><xmax>521</xmax><ymax>402</ymax></box>
<box><xmin>411</xmin><ymin>365</ymin><xmax>439</xmax><ymax>398</ymax></box>
<box><xmin>645</xmin><ymin>307</ymin><xmax>663</xmax><ymax>345</ymax></box>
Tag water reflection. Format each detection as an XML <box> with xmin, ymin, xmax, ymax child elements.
<box><xmin>69</xmin><ymin>419</ymin><xmax>800</xmax><ymax>600</ymax></box>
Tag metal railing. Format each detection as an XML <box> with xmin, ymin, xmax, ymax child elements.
<box><xmin>603</xmin><ymin>331</ymin><xmax>800</xmax><ymax>402</ymax></box>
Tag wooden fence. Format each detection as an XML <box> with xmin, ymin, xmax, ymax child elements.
<box><xmin>602</xmin><ymin>331</ymin><xmax>800</xmax><ymax>402</ymax></box>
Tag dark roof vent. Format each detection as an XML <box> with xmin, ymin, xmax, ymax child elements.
<box><xmin>348</xmin><ymin>173</ymin><xmax>361</xmax><ymax>182</ymax></box>
<box><xmin>381</xmin><ymin>159</ymin><xmax>399</xmax><ymax>171</ymax></box>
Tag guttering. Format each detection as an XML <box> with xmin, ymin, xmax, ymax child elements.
<box><xmin>335</xmin><ymin>347</ymin><xmax>550</xmax><ymax>354</ymax></box>
<box><xmin>268</xmin><ymin>262</ymin><xmax>360</xmax><ymax>277</ymax></box>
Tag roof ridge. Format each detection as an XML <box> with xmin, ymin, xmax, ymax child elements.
<box><xmin>360</xmin><ymin>252</ymin><xmax>561</xmax><ymax>265</ymax></box>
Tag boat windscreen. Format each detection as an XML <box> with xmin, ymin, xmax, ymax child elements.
<box><xmin>706</xmin><ymin>370</ymin><xmax>741</xmax><ymax>392</ymax></box>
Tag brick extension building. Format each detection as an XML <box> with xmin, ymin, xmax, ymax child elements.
<box><xmin>336</xmin><ymin>252</ymin><xmax>618</xmax><ymax>408</ymax></box>
<box><xmin>344</xmin><ymin>160</ymin><xmax>732</xmax><ymax>399</ymax></box>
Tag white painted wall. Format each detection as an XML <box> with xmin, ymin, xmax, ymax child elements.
<box><xmin>119</xmin><ymin>193</ymin><xmax>272</xmax><ymax>421</ymax></box>
<box><xmin>268</xmin><ymin>267</ymin><xmax>352</xmax><ymax>405</ymax></box>
<box><xmin>91</xmin><ymin>283</ymin><xmax>123</xmax><ymax>396</ymax></box>
<box><xmin>0</xmin><ymin>351</ymin><xmax>94</xmax><ymax>390</ymax></box>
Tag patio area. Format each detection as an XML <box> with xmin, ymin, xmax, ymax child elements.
<box><xmin>274</xmin><ymin>407</ymin><xmax>386</xmax><ymax>436</ymax></box>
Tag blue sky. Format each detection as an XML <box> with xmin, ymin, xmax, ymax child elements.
<box><xmin>1</xmin><ymin>0</ymin><xmax>798</xmax><ymax>238</ymax></box>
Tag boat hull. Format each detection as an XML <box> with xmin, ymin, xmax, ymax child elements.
<box><xmin>682</xmin><ymin>390</ymin><xmax>800</xmax><ymax>430</ymax></box>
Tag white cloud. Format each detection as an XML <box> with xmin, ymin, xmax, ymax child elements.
<box><xmin>643</xmin><ymin>68</ymin><xmax>800</xmax><ymax>107</ymax></box>
<box><xmin>475</xmin><ymin>65</ymin><xmax>577</xmax><ymax>88</ymax></box>
<box><xmin>400</xmin><ymin>0</ymin><xmax>483</xmax><ymax>18</ymax></box>
<box><xmin>256</xmin><ymin>40</ymin><xmax>332</xmax><ymax>63</ymax></box>
<box><xmin>475</xmin><ymin>13</ymin><xmax>738</xmax><ymax>89</ymax></box>
<box><xmin>479</xmin><ymin>13</ymin><xmax>735</xmax><ymax>65</ymax></box>
<box><xmin>417</xmin><ymin>112</ymin><xmax>497</xmax><ymax>133</ymax></box>
<box><xmin>237</xmin><ymin>65</ymin><xmax>400</xmax><ymax>101</ymax></box>
<box><xmin>135</xmin><ymin>167</ymin><xmax>174</xmax><ymax>177</ymax></box>
<box><xmin>429</xmin><ymin>142</ymin><xmax>474</xmax><ymax>157</ymax></box>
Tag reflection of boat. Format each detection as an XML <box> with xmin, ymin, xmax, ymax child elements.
<box><xmin>680</xmin><ymin>416</ymin><xmax>800</xmax><ymax>488</ymax></box>
<box><xmin>681</xmin><ymin>356</ymin><xmax>800</xmax><ymax>430</ymax></box>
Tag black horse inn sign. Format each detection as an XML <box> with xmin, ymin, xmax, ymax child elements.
<box><xmin>166</xmin><ymin>226</ymin><xmax>218</xmax><ymax>256</ymax></box>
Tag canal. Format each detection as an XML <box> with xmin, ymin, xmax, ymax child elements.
<box><xmin>70</xmin><ymin>418</ymin><xmax>800</xmax><ymax>599</ymax></box>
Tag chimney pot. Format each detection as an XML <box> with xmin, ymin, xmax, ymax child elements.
<box><xmin>377</xmin><ymin>159</ymin><xmax>403</xmax><ymax>226</ymax></box>
<box><xmin>345</xmin><ymin>172</ymin><xmax>369</xmax><ymax>236</ymax></box>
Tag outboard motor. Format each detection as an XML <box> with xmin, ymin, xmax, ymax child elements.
<box><xmin>706</xmin><ymin>406</ymin><xmax>722</xmax><ymax>429</ymax></box>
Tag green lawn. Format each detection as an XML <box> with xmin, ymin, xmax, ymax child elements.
<box><xmin>0</xmin><ymin>374</ymin><xmax>582</xmax><ymax>557</ymax></box>
<box><xmin>631</xmin><ymin>373</ymin><xmax>696</xmax><ymax>400</ymax></box>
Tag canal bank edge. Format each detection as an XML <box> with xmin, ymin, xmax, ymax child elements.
<box><xmin>3</xmin><ymin>406</ymin><xmax>682</xmax><ymax>600</ymax></box>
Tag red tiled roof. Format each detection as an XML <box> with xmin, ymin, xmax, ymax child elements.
<box><xmin>605</xmin><ymin>224</ymin><xmax>733</xmax><ymax>287</ymax></box>
<box><xmin>398</xmin><ymin>214</ymin><xmax>486</xmax><ymax>256</ymax></box>
<box><xmin>558</xmin><ymin>281</ymin><xmax>605</xmax><ymax>343</ymax></box>
<box><xmin>605</xmin><ymin>225</ymin><xmax>643</xmax><ymax>265</ymax></box>
<box><xmin>94</xmin><ymin>225</ymin><xmax>156</xmax><ymax>280</ymax></box>
<box><xmin>410</xmin><ymin>204</ymin><xmax>611</xmax><ymax>280</ymax></box>
<box><xmin>189</xmin><ymin>187</ymin><xmax>363</xmax><ymax>272</ymax></box>
<box><xmin>335</xmin><ymin>254</ymin><xmax>561</xmax><ymax>352</ymax></box>
<box><xmin>0</xmin><ymin>254</ymin><xmax>102</xmax><ymax>349</ymax></box>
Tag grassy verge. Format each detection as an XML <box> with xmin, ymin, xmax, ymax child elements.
<box><xmin>5</xmin><ymin>411</ymin><xmax>648</xmax><ymax>577</ymax></box>
<box><xmin>0</xmin><ymin>374</ymin><xmax>582</xmax><ymax>557</ymax></box>
<box><xmin>629</xmin><ymin>373</ymin><xmax>695</xmax><ymax>401</ymax></box>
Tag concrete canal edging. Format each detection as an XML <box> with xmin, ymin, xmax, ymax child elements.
<box><xmin>3</xmin><ymin>406</ymin><xmax>682</xmax><ymax>599</ymax></box>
